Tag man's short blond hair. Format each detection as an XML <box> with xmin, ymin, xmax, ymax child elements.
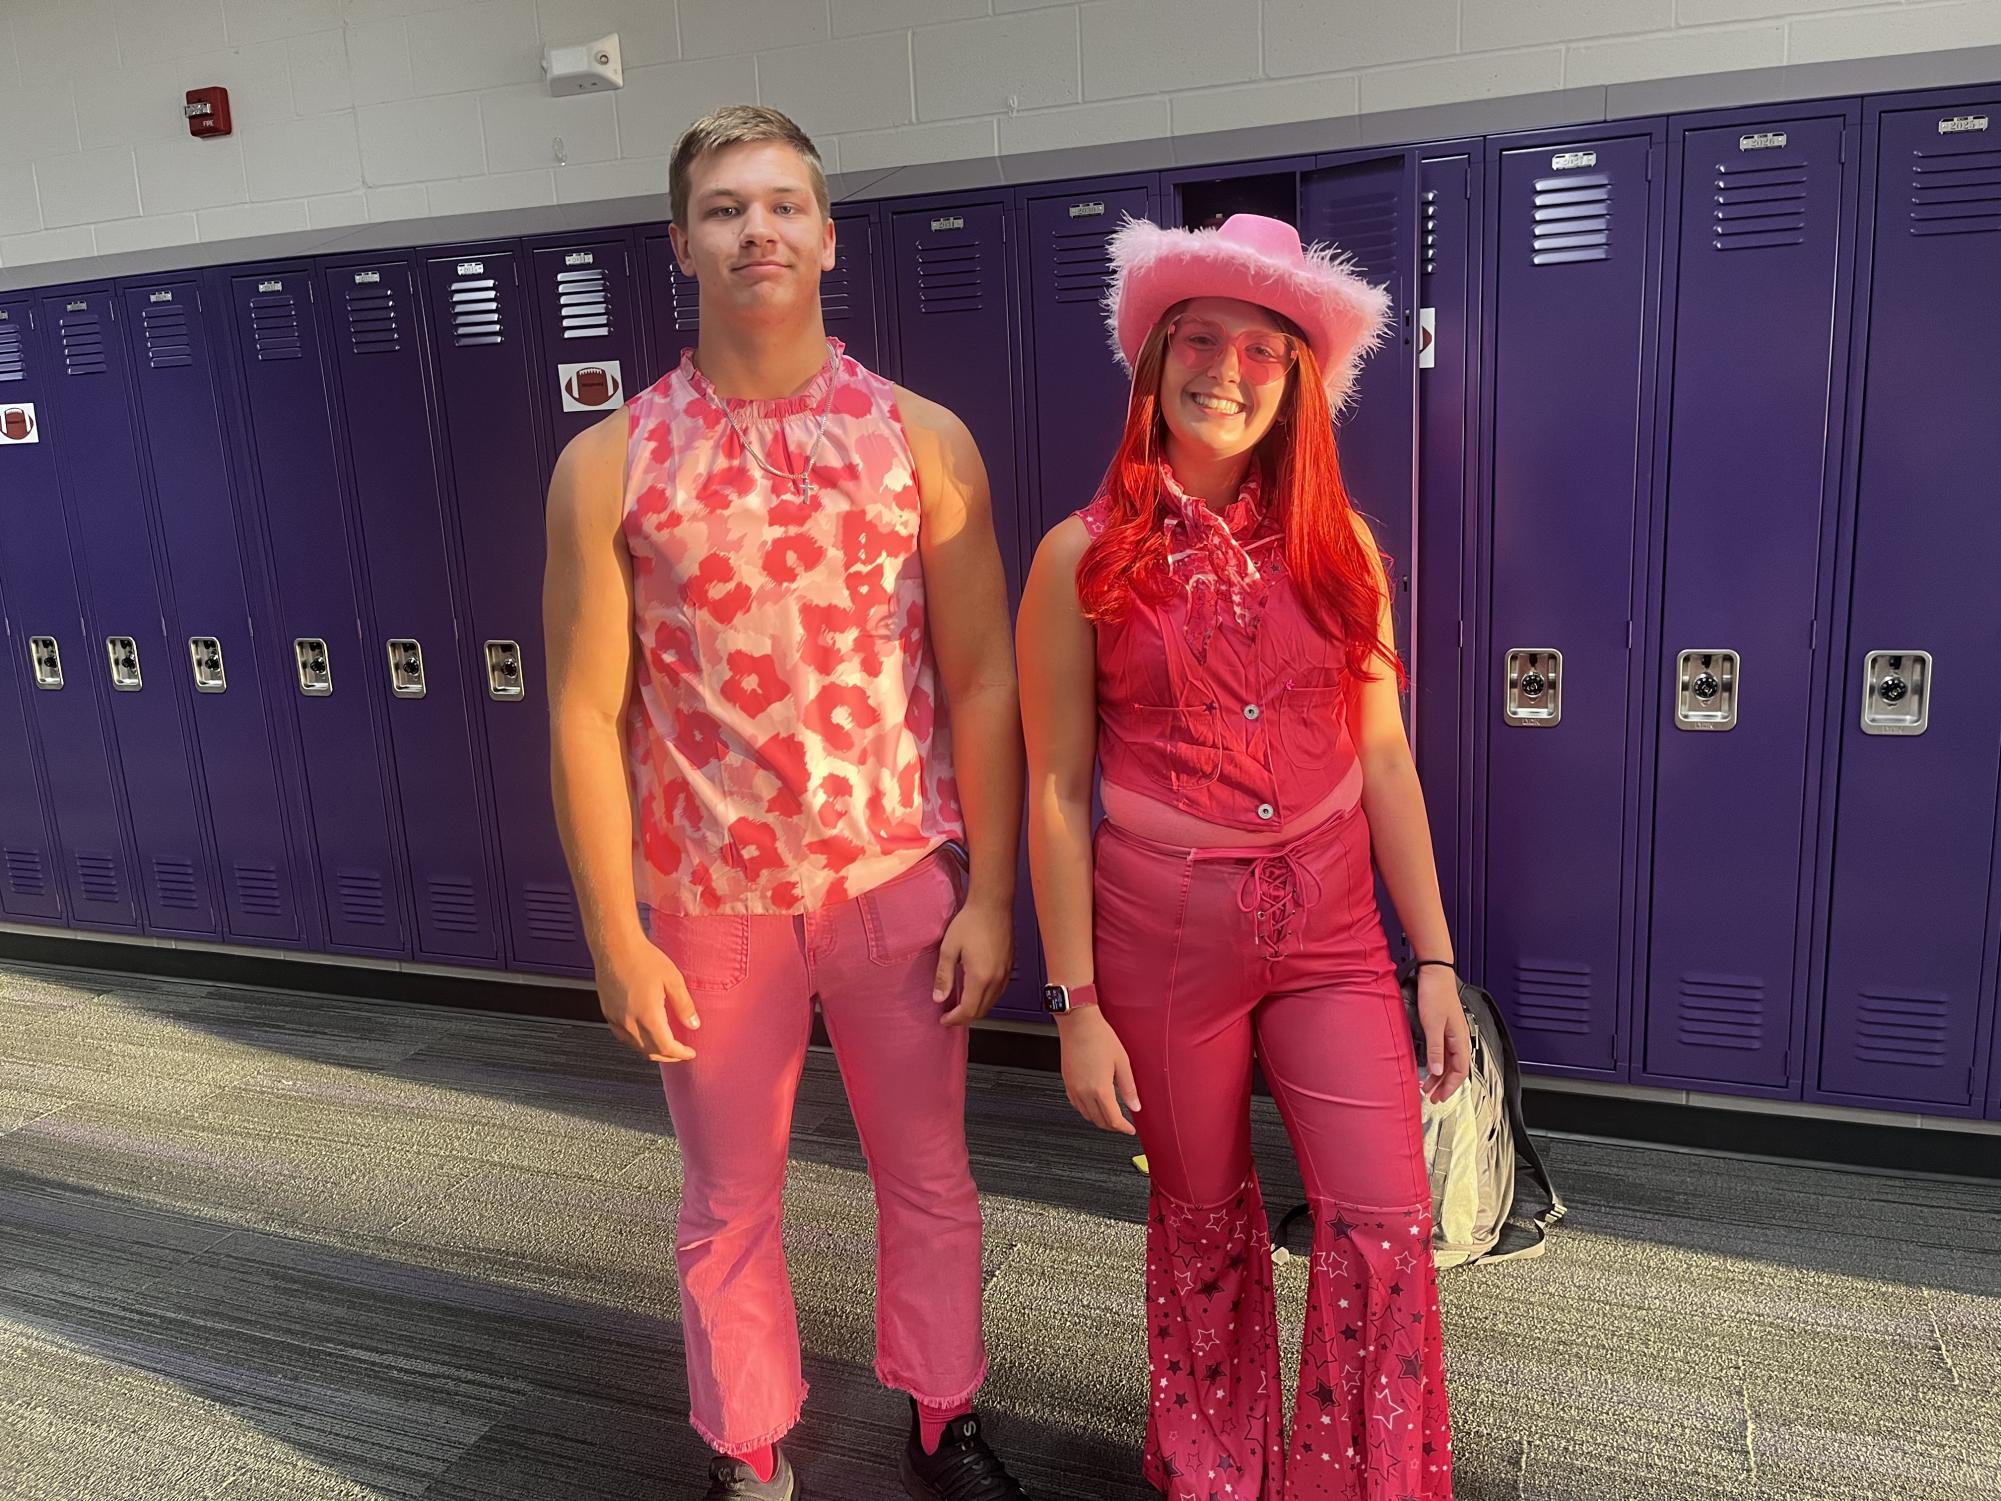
<box><xmin>669</xmin><ymin>105</ymin><xmax>831</xmax><ymax>229</ymax></box>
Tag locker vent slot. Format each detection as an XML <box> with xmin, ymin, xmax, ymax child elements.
<box><xmin>1512</xmin><ymin>959</ymin><xmax>1593</xmax><ymax>1034</ymax></box>
<box><xmin>335</xmin><ymin>868</ymin><xmax>389</xmax><ymax>927</ymax></box>
<box><xmin>345</xmin><ymin>283</ymin><xmax>402</xmax><ymax>355</ymax></box>
<box><xmin>556</xmin><ymin>267</ymin><xmax>612</xmax><ymax>339</ymax></box>
<box><xmin>76</xmin><ymin>851</ymin><xmax>122</xmax><ymax>906</ymax></box>
<box><xmin>821</xmin><ymin>242</ymin><xmax>859</xmax><ymax>326</ymax></box>
<box><xmin>1854</xmin><ymin>988</ymin><xmax>1949</xmax><ymax>1067</ymax></box>
<box><xmin>449</xmin><ymin>277</ymin><xmax>504</xmax><ymax>347</ymax></box>
<box><xmin>1530</xmin><ymin>174</ymin><xmax>1612</xmax><ymax>265</ymax></box>
<box><xmin>1908</xmin><ymin>144</ymin><xmax>2001</xmax><ymax>237</ymax></box>
<box><xmin>665</xmin><ymin>258</ymin><xmax>701</xmax><ymax>334</ymax></box>
<box><xmin>141</xmin><ymin>302</ymin><xmax>194</xmax><ymax>369</ymax></box>
<box><xmin>1673</xmin><ymin>973</ymin><xmax>1765</xmax><ymax>1051</ymax></box>
<box><xmin>0</xmin><ymin>322</ymin><xmax>23</xmax><ymax>381</ymax></box>
<box><xmin>249</xmin><ymin>293</ymin><xmax>304</xmax><ymax>361</ymax></box>
<box><xmin>1712</xmin><ymin>160</ymin><xmax>1810</xmax><ymax>252</ymax></box>
<box><xmin>523</xmin><ymin>882</ymin><xmax>581</xmax><ymax>943</ymax></box>
<box><xmin>428</xmin><ymin>875</ymin><xmax>480</xmax><ymax>935</ymax></box>
<box><xmin>4</xmin><ymin>847</ymin><xmax>48</xmax><ymax>897</ymax></box>
<box><xmin>152</xmin><ymin>857</ymin><xmax>201</xmax><ymax>911</ymax></box>
<box><xmin>1047</xmin><ymin>225</ymin><xmax>1118</xmax><ymax>305</ymax></box>
<box><xmin>59</xmin><ymin>310</ymin><xmax>108</xmax><ymax>375</ymax></box>
<box><xmin>1310</xmin><ymin>190</ymin><xmax>1400</xmax><ymax>285</ymax></box>
<box><xmin>915</xmin><ymin>240</ymin><xmax>984</xmax><ymax>315</ymax></box>
<box><xmin>234</xmin><ymin>862</ymin><xmax>284</xmax><ymax>918</ymax></box>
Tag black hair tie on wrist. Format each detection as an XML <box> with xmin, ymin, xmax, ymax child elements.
<box><xmin>1414</xmin><ymin>959</ymin><xmax>1458</xmax><ymax>976</ymax></box>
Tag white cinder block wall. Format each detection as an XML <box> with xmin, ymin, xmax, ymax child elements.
<box><xmin>2</xmin><ymin>0</ymin><xmax>1999</xmax><ymax>268</ymax></box>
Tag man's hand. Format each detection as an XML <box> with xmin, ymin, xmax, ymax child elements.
<box><xmin>934</xmin><ymin>897</ymin><xmax>1014</xmax><ymax>1026</ymax></box>
<box><xmin>596</xmin><ymin>934</ymin><xmax>702</xmax><ymax>1063</ymax></box>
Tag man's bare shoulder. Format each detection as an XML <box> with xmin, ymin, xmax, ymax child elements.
<box><xmin>890</xmin><ymin>384</ymin><xmax>982</xmax><ymax>496</ymax></box>
<box><xmin>548</xmin><ymin>408</ymin><xmax>629</xmax><ymax>523</ymax></box>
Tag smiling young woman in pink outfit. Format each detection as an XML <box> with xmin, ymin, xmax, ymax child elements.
<box><xmin>1018</xmin><ymin>213</ymin><xmax>1471</xmax><ymax>1501</ymax></box>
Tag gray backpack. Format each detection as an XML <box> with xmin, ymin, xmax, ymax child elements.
<box><xmin>1277</xmin><ymin>964</ymin><xmax>1565</xmax><ymax>1268</ymax></box>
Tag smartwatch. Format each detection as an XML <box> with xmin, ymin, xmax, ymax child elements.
<box><xmin>1042</xmin><ymin>981</ymin><xmax>1099</xmax><ymax>1015</ymax></box>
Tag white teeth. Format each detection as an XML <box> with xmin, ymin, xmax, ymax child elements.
<box><xmin>1191</xmin><ymin>392</ymin><xmax>1245</xmax><ymax>415</ymax></box>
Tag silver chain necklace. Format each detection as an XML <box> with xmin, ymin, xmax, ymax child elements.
<box><xmin>704</xmin><ymin>341</ymin><xmax>842</xmax><ymax>502</ymax></box>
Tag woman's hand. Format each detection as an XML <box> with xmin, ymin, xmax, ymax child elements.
<box><xmin>1416</xmin><ymin>966</ymin><xmax>1472</xmax><ymax>1103</ymax></box>
<box><xmin>1058</xmin><ymin>1007</ymin><xmax>1141</xmax><ymax>1134</ymax></box>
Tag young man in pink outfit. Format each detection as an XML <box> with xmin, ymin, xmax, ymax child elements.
<box><xmin>544</xmin><ymin>105</ymin><xmax>1030</xmax><ymax>1501</ymax></box>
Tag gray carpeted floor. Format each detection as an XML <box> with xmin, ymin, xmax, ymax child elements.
<box><xmin>1</xmin><ymin>960</ymin><xmax>1996</xmax><ymax>1501</ymax></box>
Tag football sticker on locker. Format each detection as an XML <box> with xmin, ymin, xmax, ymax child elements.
<box><xmin>1418</xmin><ymin>308</ymin><xmax>1436</xmax><ymax>370</ymax></box>
<box><xmin>559</xmin><ymin>361</ymin><xmax>623</xmax><ymax>412</ymax></box>
<box><xmin>0</xmin><ymin>403</ymin><xmax>37</xmax><ymax>443</ymax></box>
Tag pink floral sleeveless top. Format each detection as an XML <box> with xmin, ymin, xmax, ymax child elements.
<box><xmin>621</xmin><ymin>341</ymin><xmax>963</xmax><ymax>915</ymax></box>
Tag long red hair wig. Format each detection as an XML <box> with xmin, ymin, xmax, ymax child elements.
<box><xmin>1075</xmin><ymin>306</ymin><xmax>1405</xmax><ymax>689</ymax></box>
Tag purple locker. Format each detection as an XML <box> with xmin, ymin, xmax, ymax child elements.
<box><xmin>225</xmin><ymin>267</ymin><xmax>409</xmax><ymax>957</ymax></box>
<box><xmin>638</xmin><ymin>208</ymin><xmax>886</xmax><ymax>387</ymax></box>
<box><xmin>322</xmin><ymin>257</ymin><xmax>501</xmax><ymax>965</ymax></box>
<box><xmin>887</xmin><ymin>194</ymin><xmax>1041</xmax><ymax>1019</ymax></box>
<box><xmin>120</xmin><ymin>279</ymin><xmax>305</xmax><ymax>945</ymax></box>
<box><xmin>423</xmin><ymin>244</ymin><xmax>588</xmax><ymax>973</ymax></box>
<box><xmin>1021</xmin><ymin>178</ymin><xmax>1158</xmax><ymax>542</ymax></box>
<box><xmin>1640</xmin><ymin>112</ymin><xmax>1857</xmax><ymax>1094</ymax></box>
<box><xmin>889</xmin><ymin>197</ymin><xmax>1025</xmax><ymax>595</ymax></box>
<box><xmin>0</xmin><ymin>304</ymin><xmax>64</xmax><ymax>922</ymax></box>
<box><xmin>0</xmin><ymin>296</ymin><xmax>141</xmax><ymax>929</ymax></box>
<box><xmin>638</xmin><ymin>229</ymin><xmax>698</xmax><ymax>387</ymax></box>
<box><xmin>823</xmin><ymin>209</ymin><xmax>887</xmax><ymax>375</ymax></box>
<box><xmin>528</xmin><ymin>233</ymin><xmax>643</xmax><ymax>459</ymax></box>
<box><xmin>1482</xmin><ymin>127</ymin><xmax>1663</xmax><ymax>1076</ymax></box>
<box><xmin>1301</xmin><ymin>152</ymin><xmax>1420</xmax><ymax>682</ymax></box>
<box><xmin>1815</xmin><ymin>93</ymin><xmax>2001</xmax><ymax>1113</ymax></box>
<box><xmin>0</xmin><ymin>583</ymin><xmax>61</xmax><ymax>922</ymax></box>
<box><xmin>38</xmin><ymin>286</ymin><xmax>220</xmax><ymax>937</ymax></box>
<box><xmin>1414</xmin><ymin>149</ymin><xmax>1482</xmax><ymax>949</ymax></box>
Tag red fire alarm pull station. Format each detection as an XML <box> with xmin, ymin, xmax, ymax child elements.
<box><xmin>184</xmin><ymin>86</ymin><xmax>231</xmax><ymax>138</ymax></box>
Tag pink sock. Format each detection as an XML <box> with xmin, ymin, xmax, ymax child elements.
<box><xmin>919</xmin><ymin>1400</ymin><xmax>972</xmax><ymax>1455</ymax></box>
<box><xmin>738</xmin><ymin>1445</ymin><xmax>777</xmax><ymax>1483</ymax></box>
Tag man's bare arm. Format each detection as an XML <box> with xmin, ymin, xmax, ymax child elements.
<box><xmin>899</xmin><ymin>385</ymin><xmax>1024</xmax><ymax>1020</ymax></box>
<box><xmin>544</xmin><ymin>412</ymin><xmax>697</xmax><ymax>1058</ymax></box>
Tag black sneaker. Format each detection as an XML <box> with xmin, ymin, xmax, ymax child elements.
<box><xmin>900</xmin><ymin>1400</ymin><xmax>1030</xmax><ymax>1499</ymax></box>
<box><xmin>705</xmin><ymin>1448</ymin><xmax>798</xmax><ymax>1499</ymax></box>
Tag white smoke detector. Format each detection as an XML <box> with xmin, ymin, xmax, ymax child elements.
<box><xmin>544</xmin><ymin>32</ymin><xmax>622</xmax><ymax>96</ymax></box>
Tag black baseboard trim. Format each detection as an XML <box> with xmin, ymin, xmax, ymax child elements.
<box><xmin>0</xmin><ymin>929</ymin><xmax>604</xmax><ymax>1023</ymax></box>
<box><xmin>7</xmin><ymin>928</ymin><xmax>1995</xmax><ymax>1179</ymax></box>
<box><xmin>1518</xmin><ymin>1086</ymin><xmax>2001</xmax><ymax>1181</ymax></box>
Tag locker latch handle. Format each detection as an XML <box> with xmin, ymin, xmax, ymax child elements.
<box><xmin>1504</xmin><ymin>648</ymin><xmax>1562</xmax><ymax>727</ymax></box>
<box><xmin>294</xmin><ymin>638</ymin><xmax>332</xmax><ymax>696</ymax></box>
<box><xmin>387</xmin><ymin>638</ymin><xmax>427</xmax><ymax>699</ymax></box>
<box><xmin>484</xmin><ymin>639</ymin><xmax>525</xmax><ymax>701</ymax></box>
<box><xmin>1674</xmin><ymin>649</ymin><xmax>1738</xmax><ymax>732</ymax></box>
<box><xmin>189</xmin><ymin>636</ymin><xmax>226</xmax><ymax>693</ymax></box>
<box><xmin>1861</xmin><ymin>650</ymin><xmax>1930</xmax><ymax>736</ymax></box>
<box><xmin>28</xmin><ymin>636</ymin><xmax>62</xmax><ymax>690</ymax></box>
<box><xmin>106</xmin><ymin>635</ymin><xmax>143</xmax><ymax>691</ymax></box>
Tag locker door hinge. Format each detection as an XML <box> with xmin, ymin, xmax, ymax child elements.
<box><xmin>1626</xmin><ymin>621</ymin><xmax>1633</xmax><ymax>650</ymax></box>
<box><xmin>1810</xmin><ymin>617</ymin><xmax>1818</xmax><ymax>650</ymax></box>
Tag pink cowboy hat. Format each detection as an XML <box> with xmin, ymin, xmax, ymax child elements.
<box><xmin>1101</xmin><ymin>212</ymin><xmax>1391</xmax><ymax>413</ymax></box>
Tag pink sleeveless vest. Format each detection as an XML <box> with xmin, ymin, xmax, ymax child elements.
<box><xmin>622</xmin><ymin>342</ymin><xmax>963</xmax><ymax>914</ymax></box>
<box><xmin>1080</xmin><ymin>482</ymin><xmax>1364</xmax><ymax>837</ymax></box>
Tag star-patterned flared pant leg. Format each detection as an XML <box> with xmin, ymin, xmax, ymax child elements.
<box><xmin>1093</xmin><ymin>804</ymin><xmax>1454</xmax><ymax>1501</ymax></box>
